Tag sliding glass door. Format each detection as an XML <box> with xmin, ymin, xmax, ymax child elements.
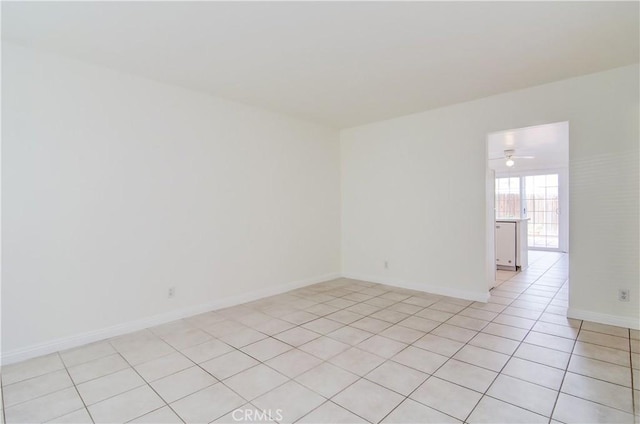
<box><xmin>495</xmin><ymin>171</ymin><xmax>567</xmax><ymax>252</ymax></box>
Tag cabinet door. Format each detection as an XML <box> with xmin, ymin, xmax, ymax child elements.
<box><xmin>496</xmin><ymin>222</ymin><xmax>516</xmax><ymax>267</ymax></box>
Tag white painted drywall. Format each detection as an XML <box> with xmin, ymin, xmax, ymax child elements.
<box><xmin>341</xmin><ymin>64</ymin><xmax>639</xmax><ymax>327</ymax></box>
<box><xmin>2</xmin><ymin>43</ymin><xmax>341</xmax><ymax>356</ymax></box>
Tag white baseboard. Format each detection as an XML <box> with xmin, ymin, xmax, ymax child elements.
<box><xmin>2</xmin><ymin>272</ymin><xmax>341</xmax><ymax>365</ymax></box>
<box><xmin>341</xmin><ymin>273</ymin><xmax>490</xmax><ymax>303</ymax></box>
<box><xmin>567</xmin><ymin>308</ymin><xmax>640</xmax><ymax>330</ymax></box>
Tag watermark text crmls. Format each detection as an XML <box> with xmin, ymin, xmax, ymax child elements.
<box><xmin>232</xmin><ymin>408</ymin><xmax>283</xmax><ymax>422</ymax></box>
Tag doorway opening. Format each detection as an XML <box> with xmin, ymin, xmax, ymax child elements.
<box><xmin>486</xmin><ymin>121</ymin><xmax>569</xmax><ymax>289</ymax></box>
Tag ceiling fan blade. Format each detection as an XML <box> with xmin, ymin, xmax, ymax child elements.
<box><xmin>512</xmin><ymin>155</ymin><xmax>535</xmax><ymax>159</ymax></box>
<box><xmin>488</xmin><ymin>157</ymin><xmax>504</xmax><ymax>160</ymax></box>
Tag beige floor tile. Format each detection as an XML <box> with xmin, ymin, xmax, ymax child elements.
<box><xmin>573</xmin><ymin>341</ymin><xmax>631</xmax><ymax>367</ymax></box>
<box><xmin>298</xmin><ymin>401</ymin><xmax>367</xmax><ymax>423</ymax></box>
<box><xmin>453</xmin><ymin>345</ymin><xmax>509</xmax><ymax>372</ymax></box>
<box><xmin>150</xmin><ymin>366</ymin><xmax>216</xmax><ymax>403</ymax></box>
<box><xmin>77</xmin><ymin>368</ymin><xmax>145</xmax><ymax>405</ymax></box>
<box><xmin>162</xmin><ymin>328</ymin><xmax>213</xmax><ymax>350</ymax></box>
<box><xmin>329</xmin><ymin>347</ymin><xmax>385</xmax><ymax>376</ymax></box>
<box><xmin>365</xmin><ymin>297</ymin><xmax>396</xmax><ymax>308</ymax></box>
<box><xmin>413</xmin><ymin>334</ymin><xmax>464</xmax><ymax>357</ymax></box>
<box><xmin>631</xmin><ymin>352</ymin><xmax>639</xmax><ymax>369</ymax></box>
<box><xmin>135</xmin><ymin>352</ymin><xmax>193</xmax><ymax>382</ymax></box>
<box><xmin>203</xmin><ymin>320</ymin><xmax>248</xmax><ymax>338</ymax></box>
<box><xmin>2</xmin><ymin>354</ymin><xmax>65</xmax><ymax>386</ymax></box>
<box><xmin>130</xmin><ymin>406</ymin><xmax>183</xmax><ymax>423</ymax></box>
<box><xmin>224</xmin><ymin>364</ymin><xmax>288</xmax><ymax>401</ymax></box>
<box><xmin>502</xmin><ymin>306</ymin><xmax>542</xmax><ymax>320</ymax></box>
<box><xmin>415</xmin><ymin>308</ymin><xmax>454</xmax><ymax>322</ymax></box>
<box><xmin>578</xmin><ymin>330</ymin><xmax>630</xmax><ymax>351</ymax></box>
<box><xmin>298</xmin><ymin>336</ymin><xmax>350</xmax><ymax>360</ymax></box>
<box><xmin>524</xmin><ymin>331</ymin><xmax>575</xmax><ymax>353</ymax></box>
<box><xmin>458</xmin><ymin>308</ymin><xmax>498</xmax><ymax>322</ymax></box>
<box><xmin>514</xmin><ymin>343</ymin><xmax>570</xmax><ymax>370</ymax></box>
<box><xmin>241</xmin><ymin>338</ymin><xmax>292</xmax><ymax>362</ymax></box>
<box><xmin>253</xmin><ymin>381</ymin><xmax>325</xmax><ymax>424</ymax></box>
<box><xmin>265</xmin><ymin>349</ymin><xmax>322</xmax><ymax>378</ymax></box>
<box><xmin>67</xmin><ymin>353</ymin><xmax>130</xmax><ymax>385</ymax></box>
<box><xmin>391</xmin><ymin>346</ymin><xmax>448</xmax><ymax>374</ymax></box>
<box><xmin>295</xmin><ymin>362</ymin><xmax>359</xmax><ymax>398</ymax></box>
<box><xmin>502</xmin><ymin>357</ymin><xmax>564</xmax><ymax>390</ymax></box>
<box><xmin>280</xmin><ymin>311</ymin><xmax>319</xmax><ymax>326</ymax></box>
<box><xmin>212</xmin><ymin>402</ymin><xmax>277</xmax><ymax>423</ymax></box>
<box><xmin>410</xmin><ymin>377</ymin><xmax>481</xmax><ymax>421</ymax></box>
<box><xmin>365</xmin><ymin>361</ymin><xmax>428</xmax><ymax>396</ymax></box>
<box><xmin>170</xmin><ymin>383</ymin><xmax>245</xmax><ymax>423</ymax></box>
<box><xmin>356</xmin><ymin>335</ymin><xmax>407</xmax><ymax>358</ymax></box>
<box><xmin>220</xmin><ymin>328</ymin><xmax>269</xmax><ymax>348</ymax></box>
<box><xmin>5</xmin><ymin>388</ymin><xmax>84</xmax><ymax>423</ymax></box>
<box><xmin>434</xmin><ymin>359</ymin><xmax>497</xmax><ymax>393</ymax></box>
<box><xmin>327</xmin><ymin>326</ymin><xmax>373</xmax><ymax>346</ymax></box>
<box><xmin>561</xmin><ymin>372</ymin><xmax>633</xmax><ymax>413</ymax></box>
<box><xmin>89</xmin><ymin>385</ymin><xmax>164</xmax><ymax>423</ymax></box>
<box><xmin>118</xmin><ymin>339</ymin><xmax>176</xmax><ymax>366</ymax></box>
<box><xmin>492</xmin><ymin>314</ymin><xmax>536</xmax><ymax>330</ymax></box>
<box><xmin>326</xmin><ymin>310</ymin><xmax>365</xmax><ymax>325</ymax></box>
<box><xmin>59</xmin><ymin>342</ymin><xmax>116</xmax><ymax>368</ymax></box>
<box><xmin>180</xmin><ymin>339</ymin><xmax>234</xmax><ymax>364</ymax></box>
<box><xmin>533</xmin><ymin>321</ymin><xmax>579</xmax><ymax>339</ymax></box>
<box><xmin>469</xmin><ymin>302</ymin><xmax>506</xmax><ymax>313</ymax></box>
<box><xmin>254</xmin><ymin>318</ymin><xmax>297</xmax><ymax>335</ymax></box>
<box><xmin>467</xmin><ymin>396</ymin><xmax>547</xmax><ymax>423</ymax></box>
<box><xmin>379</xmin><ymin>325</ymin><xmax>425</xmax><ymax>344</ymax></box>
<box><xmin>429</xmin><ymin>301</ymin><xmax>467</xmax><ymax>314</ymax></box>
<box><xmin>273</xmin><ymin>327</ymin><xmax>320</xmax><ymax>347</ymax></box>
<box><xmin>333</xmin><ymin>379</ymin><xmax>404</xmax><ymax>424</ymax></box>
<box><xmin>568</xmin><ymin>355</ymin><xmax>632</xmax><ymax>387</ymax></box>
<box><xmin>581</xmin><ymin>321</ymin><xmax>630</xmax><ymax>338</ymax></box>
<box><xmin>487</xmin><ymin>374</ymin><xmax>557</xmax><ymax>416</ymax></box>
<box><xmin>431</xmin><ymin>324</ymin><xmax>478</xmax><ymax>343</ymax></box>
<box><xmin>3</xmin><ymin>370</ymin><xmax>73</xmax><ymax>408</ymax></box>
<box><xmin>200</xmin><ymin>350</ymin><xmax>259</xmax><ymax>380</ymax></box>
<box><xmin>538</xmin><ymin>313</ymin><xmax>581</xmax><ymax>328</ymax></box>
<box><xmin>46</xmin><ymin>407</ymin><xmax>92</xmax><ymax>423</ymax></box>
<box><xmin>301</xmin><ymin>318</ymin><xmax>344</xmax><ymax>335</ymax></box>
<box><xmin>481</xmin><ymin>323</ymin><xmax>528</xmax><ymax>341</ymax></box>
<box><xmin>382</xmin><ymin>398</ymin><xmax>460</xmax><ymax>423</ymax></box>
<box><xmin>552</xmin><ymin>393</ymin><xmax>634</xmax><ymax>424</ymax></box>
<box><xmin>388</xmin><ymin>302</ymin><xmax>423</xmax><ymax>315</ymax></box>
<box><xmin>351</xmin><ymin>317</ymin><xmax>393</xmax><ymax>333</ymax></box>
<box><xmin>346</xmin><ymin>303</ymin><xmax>381</xmax><ymax>316</ymax></box>
<box><xmin>343</xmin><ymin>292</ymin><xmax>373</xmax><ymax>303</ymax></box>
<box><xmin>468</xmin><ymin>333</ymin><xmax>520</xmax><ymax>355</ymax></box>
<box><xmin>445</xmin><ymin>315</ymin><xmax>489</xmax><ymax>331</ymax></box>
<box><xmin>370</xmin><ymin>309</ymin><xmax>411</xmax><ymax>324</ymax></box>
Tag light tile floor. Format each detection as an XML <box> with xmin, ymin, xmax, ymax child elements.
<box><xmin>2</xmin><ymin>252</ymin><xmax>639</xmax><ymax>423</ymax></box>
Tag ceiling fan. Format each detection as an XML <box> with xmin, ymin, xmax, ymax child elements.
<box><xmin>489</xmin><ymin>149</ymin><xmax>535</xmax><ymax>167</ymax></box>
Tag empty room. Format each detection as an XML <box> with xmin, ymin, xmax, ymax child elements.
<box><xmin>2</xmin><ymin>1</ymin><xmax>639</xmax><ymax>423</ymax></box>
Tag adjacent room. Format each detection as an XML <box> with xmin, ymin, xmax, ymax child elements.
<box><xmin>2</xmin><ymin>2</ymin><xmax>639</xmax><ymax>423</ymax></box>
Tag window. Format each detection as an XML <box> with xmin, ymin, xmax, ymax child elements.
<box><xmin>495</xmin><ymin>173</ymin><xmax>562</xmax><ymax>250</ymax></box>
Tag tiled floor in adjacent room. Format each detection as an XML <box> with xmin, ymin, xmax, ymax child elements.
<box><xmin>2</xmin><ymin>252</ymin><xmax>638</xmax><ymax>423</ymax></box>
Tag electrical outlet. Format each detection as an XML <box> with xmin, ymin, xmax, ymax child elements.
<box><xmin>168</xmin><ymin>287</ymin><xmax>176</xmax><ymax>298</ymax></box>
<box><xmin>618</xmin><ymin>289</ymin><xmax>630</xmax><ymax>302</ymax></box>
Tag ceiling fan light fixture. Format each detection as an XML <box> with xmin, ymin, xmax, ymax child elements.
<box><xmin>506</xmin><ymin>158</ymin><xmax>515</xmax><ymax>167</ymax></box>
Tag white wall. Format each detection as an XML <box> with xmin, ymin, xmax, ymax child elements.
<box><xmin>2</xmin><ymin>43</ymin><xmax>341</xmax><ymax>359</ymax></box>
<box><xmin>341</xmin><ymin>64</ymin><xmax>639</xmax><ymax>328</ymax></box>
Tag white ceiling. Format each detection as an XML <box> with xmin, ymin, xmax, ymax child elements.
<box><xmin>488</xmin><ymin>121</ymin><xmax>569</xmax><ymax>173</ymax></box>
<box><xmin>2</xmin><ymin>2</ymin><xmax>638</xmax><ymax>128</ymax></box>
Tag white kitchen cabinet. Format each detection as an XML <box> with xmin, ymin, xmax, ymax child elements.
<box><xmin>496</xmin><ymin>222</ymin><xmax>516</xmax><ymax>270</ymax></box>
<box><xmin>496</xmin><ymin>219</ymin><xmax>529</xmax><ymax>271</ymax></box>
